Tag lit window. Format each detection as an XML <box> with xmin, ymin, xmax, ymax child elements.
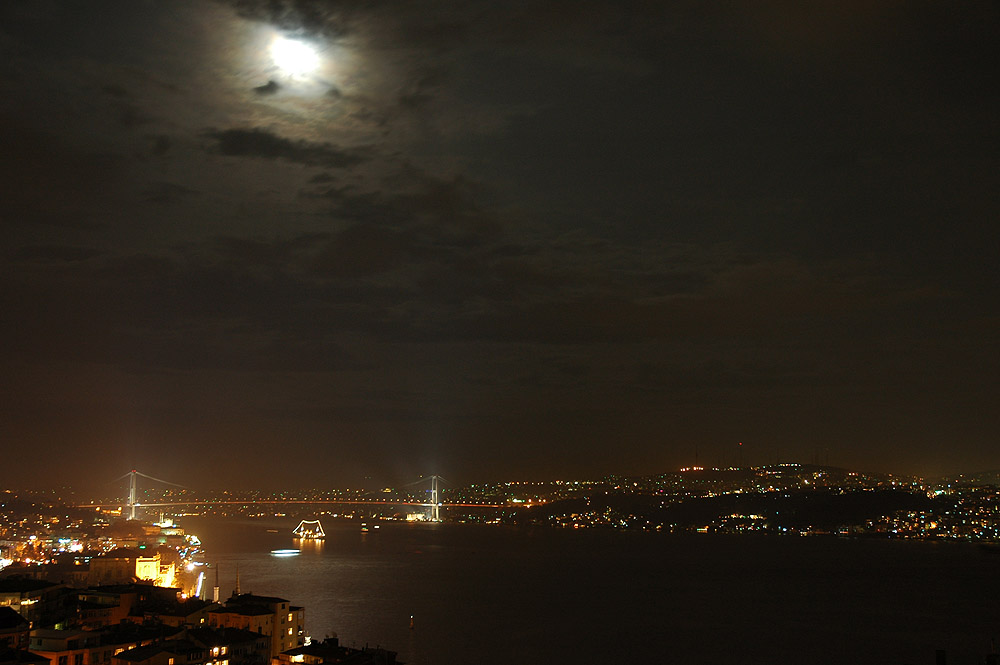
<box><xmin>169</xmin><ymin>659</ymin><xmax>174</xmax><ymax>665</ymax></box>
<box><xmin>287</xmin><ymin>628</ymin><xmax>293</xmax><ymax>635</ymax></box>
<box><xmin>221</xmin><ymin>648</ymin><xmax>226</xmax><ymax>656</ymax></box>
<box><xmin>287</xmin><ymin>613</ymin><xmax>293</xmax><ymax>622</ymax></box>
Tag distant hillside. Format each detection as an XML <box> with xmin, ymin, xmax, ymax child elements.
<box><xmin>522</xmin><ymin>489</ymin><xmax>933</xmax><ymax>530</ymax></box>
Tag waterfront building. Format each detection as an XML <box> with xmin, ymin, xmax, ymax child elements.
<box><xmin>276</xmin><ymin>638</ymin><xmax>397</xmax><ymax>665</ymax></box>
<box><xmin>184</xmin><ymin>628</ymin><xmax>269</xmax><ymax>665</ymax></box>
<box><xmin>208</xmin><ymin>596</ymin><xmax>303</xmax><ymax>658</ymax></box>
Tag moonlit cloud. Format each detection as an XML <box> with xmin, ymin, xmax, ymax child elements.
<box><xmin>270</xmin><ymin>35</ymin><xmax>320</xmax><ymax>76</ymax></box>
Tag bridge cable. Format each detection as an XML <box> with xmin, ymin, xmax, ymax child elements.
<box><xmin>133</xmin><ymin>471</ymin><xmax>189</xmax><ymax>489</ymax></box>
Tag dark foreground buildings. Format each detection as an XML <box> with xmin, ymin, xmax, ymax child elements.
<box><xmin>0</xmin><ymin>579</ymin><xmax>396</xmax><ymax>665</ymax></box>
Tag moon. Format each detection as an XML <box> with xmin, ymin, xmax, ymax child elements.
<box><xmin>270</xmin><ymin>36</ymin><xmax>320</xmax><ymax>76</ymax></box>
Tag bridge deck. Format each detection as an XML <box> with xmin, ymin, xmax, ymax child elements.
<box><xmin>77</xmin><ymin>499</ymin><xmax>506</xmax><ymax>508</ymax></box>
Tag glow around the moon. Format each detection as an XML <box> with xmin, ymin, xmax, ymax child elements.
<box><xmin>270</xmin><ymin>36</ymin><xmax>320</xmax><ymax>76</ymax></box>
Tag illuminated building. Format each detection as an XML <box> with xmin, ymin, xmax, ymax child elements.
<box><xmin>88</xmin><ymin>551</ymin><xmax>175</xmax><ymax>589</ymax></box>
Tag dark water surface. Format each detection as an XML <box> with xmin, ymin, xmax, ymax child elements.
<box><xmin>182</xmin><ymin>517</ymin><xmax>1000</xmax><ymax>665</ymax></box>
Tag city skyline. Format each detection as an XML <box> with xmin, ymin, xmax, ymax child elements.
<box><xmin>1</xmin><ymin>0</ymin><xmax>997</xmax><ymax>490</ymax></box>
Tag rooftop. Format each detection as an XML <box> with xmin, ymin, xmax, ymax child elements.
<box><xmin>0</xmin><ymin>580</ymin><xmax>61</xmax><ymax>594</ymax></box>
<box><xmin>185</xmin><ymin>627</ymin><xmax>263</xmax><ymax>648</ymax></box>
<box><xmin>96</xmin><ymin>548</ymin><xmax>141</xmax><ymax>560</ymax></box>
<box><xmin>135</xmin><ymin>598</ymin><xmax>213</xmax><ymax>618</ymax></box>
<box><xmin>0</xmin><ymin>647</ymin><xmax>50</xmax><ymax>665</ymax></box>
<box><xmin>210</xmin><ymin>606</ymin><xmax>272</xmax><ymax>617</ymax></box>
<box><xmin>281</xmin><ymin>640</ymin><xmax>398</xmax><ymax>665</ymax></box>
<box><xmin>115</xmin><ymin>640</ymin><xmax>199</xmax><ymax>663</ymax></box>
<box><xmin>0</xmin><ymin>608</ymin><xmax>28</xmax><ymax>631</ymax></box>
<box><xmin>227</xmin><ymin>593</ymin><xmax>289</xmax><ymax>606</ymax></box>
<box><xmin>29</xmin><ymin>629</ymin><xmax>89</xmax><ymax>640</ymax></box>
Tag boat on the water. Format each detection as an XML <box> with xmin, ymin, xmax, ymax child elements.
<box><xmin>292</xmin><ymin>519</ymin><xmax>326</xmax><ymax>539</ymax></box>
<box><xmin>270</xmin><ymin>549</ymin><xmax>300</xmax><ymax>556</ymax></box>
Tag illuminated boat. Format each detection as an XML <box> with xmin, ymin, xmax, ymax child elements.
<box><xmin>292</xmin><ymin>519</ymin><xmax>326</xmax><ymax>539</ymax></box>
<box><xmin>270</xmin><ymin>549</ymin><xmax>300</xmax><ymax>557</ymax></box>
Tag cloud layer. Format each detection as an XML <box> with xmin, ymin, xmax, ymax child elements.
<box><xmin>0</xmin><ymin>0</ymin><xmax>997</xmax><ymax>488</ymax></box>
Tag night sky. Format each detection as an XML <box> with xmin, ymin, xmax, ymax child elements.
<box><xmin>1</xmin><ymin>0</ymin><xmax>997</xmax><ymax>490</ymax></box>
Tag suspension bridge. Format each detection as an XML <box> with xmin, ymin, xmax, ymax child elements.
<box><xmin>88</xmin><ymin>471</ymin><xmax>504</xmax><ymax>520</ymax></box>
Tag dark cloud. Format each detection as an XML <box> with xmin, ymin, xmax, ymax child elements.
<box><xmin>312</xmin><ymin>224</ymin><xmax>411</xmax><ymax>278</ymax></box>
<box><xmin>11</xmin><ymin>245</ymin><xmax>102</xmax><ymax>263</ymax></box>
<box><xmin>143</xmin><ymin>182</ymin><xmax>201</xmax><ymax>204</ymax></box>
<box><xmin>198</xmin><ymin>233</ymin><xmax>329</xmax><ymax>271</ymax></box>
<box><xmin>253</xmin><ymin>79</ymin><xmax>280</xmax><ymax>95</ymax></box>
<box><xmin>0</xmin><ymin>121</ymin><xmax>119</xmax><ymax>228</ymax></box>
<box><xmin>150</xmin><ymin>135</ymin><xmax>172</xmax><ymax>156</ymax></box>
<box><xmin>304</xmin><ymin>166</ymin><xmax>501</xmax><ymax>249</ymax></box>
<box><xmin>112</xmin><ymin>100</ymin><xmax>153</xmax><ymax>128</ymax></box>
<box><xmin>204</xmin><ymin>128</ymin><xmax>368</xmax><ymax>168</ymax></box>
<box><xmin>223</xmin><ymin>0</ymin><xmax>352</xmax><ymax>37</ymax></box>
<box><xmin>101</xmin><ymin>84</ymin><xmax>128</xmax><ymax>98</ymax></box>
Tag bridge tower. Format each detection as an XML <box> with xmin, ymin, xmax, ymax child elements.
<box><xmin>404</xmin><ymin>475</ymin><xmax>447</xmax><ymax>522</ymax></box>
<box><xmin>430</xmin><ymin>475</ymin><xmax>441</xmax><ymax>522</ymax></box>
<box><xmin>113</xmin><ymin>469</ymin><xmax>187</xmax><ymax>520</ymax></box>
<box><xmin>128</xmin><ymin>470</ymin><xmax>138</xmax><ymax>520</ymax></box>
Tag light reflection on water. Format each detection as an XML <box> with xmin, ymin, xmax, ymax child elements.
<box><xmin>181</xmin><ymin>516</ymin><xmax>1000</xmax><ymax>665</ymax></box>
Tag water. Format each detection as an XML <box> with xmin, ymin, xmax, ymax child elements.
<box><xmin>182</xmin><ymin>516</ymin><xmax>1000</xmax><ymax>665</ymax></box>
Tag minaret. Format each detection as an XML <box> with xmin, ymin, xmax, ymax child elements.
<box><xmin>234</xmin><ymin>563</ymin><xmax>241</xmax><ymax>596</ymax></box>
<box><xmin>213</xmin><ymin>564</ymin><xmax>220</xmax><ymax>603</ymax></box>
